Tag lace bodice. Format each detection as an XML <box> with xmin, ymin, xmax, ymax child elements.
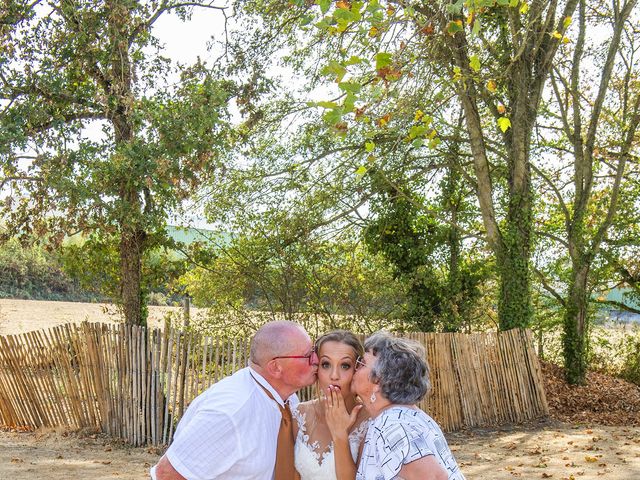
<box><xmin>292</xmin><ymin>402</ymin><xmax>369</xmax><ymax>480</ymax></box>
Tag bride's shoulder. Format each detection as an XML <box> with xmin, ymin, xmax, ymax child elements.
<box><xmin>295</xmin><ymin>399</ymin><xmax>319</xmax><ymax>415</ymax></box>
<box><xmin>292</xmin><ymin>399</ymin><xmax>319</xmax><ymax>434</ymax></box>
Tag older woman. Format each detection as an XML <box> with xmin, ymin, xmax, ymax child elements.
<box><xmin>348</xmin><ymin>331</ymin><xmax>465</xmax><ymax>480</ymax></box>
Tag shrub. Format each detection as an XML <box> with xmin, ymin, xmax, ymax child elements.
<box><xmin>589</xmin><ymin>323</ymin><xmax>640</xmax><ymax>386</ymax></box>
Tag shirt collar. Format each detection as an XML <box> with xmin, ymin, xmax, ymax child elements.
<box><xmin>248</xmin><ymin>366</ymin><xmax>287</xmax><ymax>407</ymax></box>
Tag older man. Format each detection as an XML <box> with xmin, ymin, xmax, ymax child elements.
<box><xmin>152</xmin><ymin>320</ymin><xmax>318</xmax><ymax>480</ymax></box>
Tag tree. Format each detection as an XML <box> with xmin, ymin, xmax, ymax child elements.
<box><xmin>178</xmin><ymin>221</ymin><xmax>407</xmax><ymax>337</ymax></box>
<box><xmin>1</xmin><ymin>0</ymin><xmax>233</xmax><ymax>325</ymax></box>
<box><xmin>364</xmin><ymin>163</ymin><xmax>490</xmax><ymax>332</ymax></box>
<box><xmin>534</xmin><ymin>0</ymin><xmax>640</xmax><ymax>383</ymax></box>
<box><xmin>439</xmin><ymin>0</ymin><xmax>580</xmax><ymax>331</ymax></box>
<box><xmin>232</xmin><ymin>0</ymin><xmax>581</xmax><ymax>333</ymax></box>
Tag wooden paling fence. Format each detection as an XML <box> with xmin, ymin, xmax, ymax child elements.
<box><xmin>0</xmin><ymin>323</ymin><xmax>548</xmax><ymax>446</ymax></box>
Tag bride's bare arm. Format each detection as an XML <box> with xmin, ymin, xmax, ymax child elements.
<box><xmin>324</xmin><ymin>386</ymin><xmax>362</xmax><ymax>480</ymax></box>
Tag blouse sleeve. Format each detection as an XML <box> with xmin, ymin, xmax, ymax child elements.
<box><xmin>374</xmin><ymin>422</ymin><xmax>437</xmax><ymax>480</ymax></box>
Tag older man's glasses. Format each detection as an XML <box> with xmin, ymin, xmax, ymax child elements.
<box><xmin>272</xmin><ymin>346</ymin><xmax>317</xmax><ymax>365</ymax></box>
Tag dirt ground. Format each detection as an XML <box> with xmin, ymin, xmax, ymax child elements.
<box><xmin>447</xmin><ymin>421</ymin><xmax>640</xmax><ymax>479</ymax></box>
<box><xmin>2</xmin><ymin>299</ymin><xmax>639</xmax><ymax>478</ymax></box>
<box><xmin>1</xmin><ymin>421</ymin><xmax>638</xmax><ymax>479</ymax></box>
<box><xmin>0</xmin><ymin>427</ymin><xmax>158</xmax><ymax>480</ymax></box>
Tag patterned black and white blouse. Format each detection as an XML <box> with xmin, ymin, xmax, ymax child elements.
<box><xmin>356</xmin><ymin>406</ymin><xmax>465</xmax><ymax>480</ymax></box>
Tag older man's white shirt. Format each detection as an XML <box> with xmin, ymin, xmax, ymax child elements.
<box><xmin>150</xmin><ymin>367</ymin><xmax>297</xmax><ymax>480</ymax></box>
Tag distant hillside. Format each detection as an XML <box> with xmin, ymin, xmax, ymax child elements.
<box><xmin>166</xmin><ymin>225</ymin><xmax>231</xmax><ymax>247</ymax></box>
<box><xmin>0</xmin><ymin>226</ymin><xmax>230</xmax><ymax>304</ymax></box>
<box><xmin>600</xmin><ymin>288</ymin><xmax>640</xmax><ymax>324</ymax></box>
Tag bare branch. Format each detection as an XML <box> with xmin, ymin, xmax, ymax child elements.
<box><xmin>588</xmin><ymin>92</ymin><xmax>640</xmax><ymax>259</ymax></box>
<box><xmin>130</xmin><ymin>1</ymin><xmax>227</xmax><ymax>45</ymax></box>
<box><xmin>536</xmin><ymin>230</ymin><xmax>570</xmax><ymax>249</ymax></box>
<box><xmin>593</xmin><ymin>299</ymin><xmax>640</xmax><ymax>315</ymax></box>
<box><xmin>582</xmin><ymin>0</ymin><xmax>638</xmax><ymax>207</ymax></box>
<box><xmin>530</xmin><ymin>162</ymin><xmax>570</xmax><ymax>223</ymax></box>
<box><xmin>533</xmin><ymin>265</ymin><xmax>566</xmax><ymax>307</ymax></box>
<box><xmin>549</xmin><ymin>69</ymin><xmax>574</xmax><ymax>140</ymax></box>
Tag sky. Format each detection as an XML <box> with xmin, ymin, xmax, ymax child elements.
<box><xmin>152</xmin><ymin>7</ymin><xmax>228</xmax><ymax>70</ymax></box>
<box><xmin>152</xmin><ymin>7</ymin><xmax>235</xmax><ymax>229</ymax></box>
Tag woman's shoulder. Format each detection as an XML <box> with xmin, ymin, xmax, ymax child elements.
<box><xmin>373</xmin><ymin>406</ymin><xmax>429</xmax><ymax>429</ymax></box>
<box><xmin>292</xmin><ymin>399</ymin><xmax>318</xmax><ymax>423</ymax></box>
<box><xmin>295</xmin><ymin>399</ymin><xmax>319</xmax><ymax>413</ymax></box>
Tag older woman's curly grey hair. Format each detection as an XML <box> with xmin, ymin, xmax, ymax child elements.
<box><xmin>364</xmin><ymin>331</ymin><xmax>431</xmax><ymax>404</ymax></box>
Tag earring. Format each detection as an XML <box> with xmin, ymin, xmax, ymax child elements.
<box><xmin>370</xmin><ymin>392</ymin><xmax>376</xmax><ymax>403</ymax></box>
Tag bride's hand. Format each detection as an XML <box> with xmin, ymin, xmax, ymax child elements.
<box><xmin>323</xmin><ymin>385</ymin><xmax>362</xmax><ymax>442</ymax></box>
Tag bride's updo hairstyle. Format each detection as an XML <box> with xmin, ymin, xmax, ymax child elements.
<box><xmin>315</xmin><ymin>330</ymin><xmax>364</xmax><ymax>366</ymax></box>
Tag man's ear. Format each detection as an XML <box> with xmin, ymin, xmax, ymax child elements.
<box><xmin>265</xmin><ymin>359</ymin><xmax>284</xmax><ymax>379</ymax></box>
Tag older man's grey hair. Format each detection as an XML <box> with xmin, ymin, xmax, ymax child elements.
<box><xmin>250</xmin><ymin>320</ymin><xmax>307</xmax><ymax>366</ymax></box>
<box><xmin>365</xmin><ymin>331</ymin><xmax>431</xmax><ymax>404</ymax></box>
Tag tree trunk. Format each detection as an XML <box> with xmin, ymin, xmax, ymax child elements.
<box><xmin>563</xmin><ymin>263</ymin><xmax>590</xmax><ymax>385</ymax></box>
<box><xmin>498</xmin><ymin>116</ymin><xmax>534</xmax><ymax>331</ymax></box>
<box><xmin>107</xmin><ymin>0</ymin><xmax>146</xmax><ymax>326</ymax></box>
<box><xmin>496</xmin><ymin>234</ymin><xmax>532</xmax><ymax>331</ymax></box>
<box><xmin>120</xmin><ymin>223</ymin><xmax>147</xmax><ymax>327</ymax></box>
<box><xmin>452</xmin><ymin>43</ymin><xmax>534</xmax><ymax>332</ymax></box>
<box><xmin>444</xmin><ymin>164</ymin><xmax>462</xmax><ymax>333</ymax></box>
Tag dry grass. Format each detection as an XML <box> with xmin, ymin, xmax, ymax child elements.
<box><xmin>0</xmin><ymin>298</ymin><xmax>207</xmax><ymax>336</ymax></box>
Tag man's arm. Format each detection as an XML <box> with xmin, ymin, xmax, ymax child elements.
<box><xmin>154</xmin><ymin>455</ymin><xmax>187</xmax><ymax>480</ymax></box>
<box><xmin>152</xmin><ymin>409</ymin><xmax>238</xmax><ymax>480</ymax></box>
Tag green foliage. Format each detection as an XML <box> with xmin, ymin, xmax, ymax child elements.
<box><xmin>232</xmin><ymin>0</ymin><xmax>576</xmax><ymax>336</ymax></box>
<box><xmin>1</xmin><ymin>1</ymin><xmax>235</xmax><ymax>324</ymax></box>
<box><xmin>364</xmin><ymin>186</ymin><xmax>445</xmax><ymax>332</ymax></box>
<box><xmin>589</xmin><ymin>325</ymin><xmax>640</xmax><ymax>387</ymax></box>
<box><xmin>0</xmin><ymin>237</ymin><xmax>102</xmax><ymax>302</ymax></box>
<box><xmin>60</xmin><ymin>233</ymin><xmax>187</xmax><ymax>307</ymax></box>
<box><xmin>364</xmin><ymin>169</ymin><xmax>492</xmax><ymax>332</ymax></box>
<box><xmin>619</xmin><ymin>337</ymin><xmax>640</xmax><ymax>386</ymax></box>
<box><xmin>181</xmin><ymin>230</ymin><xmax>406</xmax><ymax>334</ymax></box>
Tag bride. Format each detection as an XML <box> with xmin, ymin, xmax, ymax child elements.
<box><xmin>292</xmin><ymin>330</ymin><xmax>370</xmax><ymax>480</ymax></box>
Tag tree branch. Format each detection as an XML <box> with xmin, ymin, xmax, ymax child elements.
<box><xmin>530</xmin><ymin>162</ymin><xmax>570</xmax><ymax>223</ymax></box>
<box><xmin>130</xmin><ymin>1</ymin><xmax>227</xmax><ymax>45</ymax></box>
<box><xmin>533</xmin><ymin>265</ymin><xmax>566</xmax><ymax>307</ymax></box>
<box><xmin>0</xmin><ymin>175</ymin><xmax>42</xmax><ymax>190</ymax></box>
<box><xmin>535</xmin><ymin>230</ymin><xmax>570</xmax><ymax>249</ymax></box>
<box><xmin>25</xmin><ymin>111</ymin><xmax>105</xmax><ymax>134</ymax></box>
<box><xmin>581</xmin><ymin>0</ymin><xmax>638</xmax><ymax>209</ymax></box>
<box><xmin>588</xmin><ymin>91</ymin><xmax>640</xmax><ymax>260</ymax></box>
<box><xmin>593</xmin><ymin>299</ymin><xmax>640</xmax><ymax>315</ymax></box>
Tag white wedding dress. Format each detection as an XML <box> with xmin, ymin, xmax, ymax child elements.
<box><xmin>292</xmin><ymin>402</ymin><xmax>369</xmax><ymax>480</ymax></box>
